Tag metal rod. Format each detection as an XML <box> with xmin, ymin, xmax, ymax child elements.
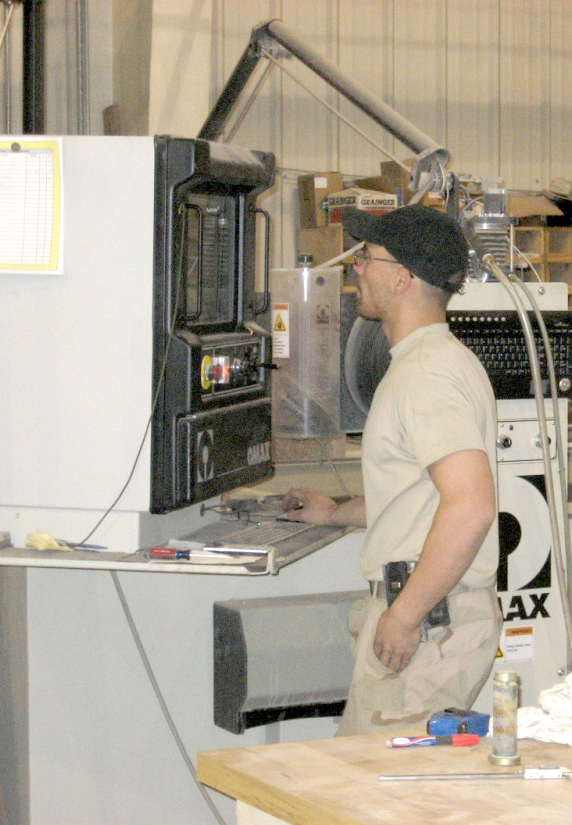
<box><xmin>1</xmin><ymin>1</ymin><xmax>15</xmax><ymax>133</ymax></box>
<box><xmin>379</xmin><ymin>767</ymin><xmax>571</xmax><ymax>782</ymax></box>
<box><xmin>379</xmin><ymin>772</ymin><xmax>522</xmax><ymax>781</ymax></box>
<box><xmin>76</xmin><ymin>0</ymin><xmax>90</xmax><ymax>134</ymax></box>
<box><xmin>224</xmin><ymin>59</ymin><xmax>275</xmax><ymax>142</ymax></box>
<box><xmin>253</xmin><ymin>207</ymin><xmax>270</xmax><ymax>315</ymax></box>
<box><xmin>260</xmin><ymin>48</ymin><xmax>410</xmax><ymax>172</ymax></box>
<box><xmin>0</xmin><ymin>1</ymin><xmax>15</xmax><ymax>50</ymax></box>
<box><xmin>22</xmin><ymin>0</ymin><xmax>45</xmax><ymax>134</ymax></box>
<box><xmin>261</xmin><ymin>19</ymin><xmax>448</xmax><ymax>164</ymax></box>
<box><xmin>198</xmin><ymin>38</ymin><xmax>264</xmax><ymax>141</ymax></box>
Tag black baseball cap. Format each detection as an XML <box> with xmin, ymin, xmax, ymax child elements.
<box><xmin>343</xmin><ymin>203</ymin><xmax>468</xmax><ymax>292</ymax></box>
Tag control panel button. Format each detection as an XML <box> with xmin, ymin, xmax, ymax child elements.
<box><xmin>496</xmin><ymin>435</ymin><xmax>513</xmax><ymax>450</ymax></box>
<box><xmin>205</xmin><ymin>356</ymin><xmax>231</xmax><ymax>385</ymax></box>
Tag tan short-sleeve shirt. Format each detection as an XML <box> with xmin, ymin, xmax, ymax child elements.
<box><xmin>360</xmin><ymin>323</ymin><xmax>498</xmax><ymax>588</ymax></box>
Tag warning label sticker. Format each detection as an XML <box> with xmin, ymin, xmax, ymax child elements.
<box><xmin>504</xmin><ymin>626</ymin><xmax>534</xmax><ymax>662</ymax></box>
<box><xmin>271</xmin><ymin>303</ymin><xmax>290</xmax><ymax>358</ymax></box>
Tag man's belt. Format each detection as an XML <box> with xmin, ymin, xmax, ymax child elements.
<box><xmin>370</xmin><ymin>560</ymin><xmax>458</xmax><ymax>640</ymax></box>
<box><xmin>370</xmin><ymin>576</ymin><xmax>469</xmax><ymax>599</ymax></box>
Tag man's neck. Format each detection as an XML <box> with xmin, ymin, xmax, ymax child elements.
<box><xmin>383</xmin><ymin>306</ymin><xmax>447</xmax><ymax>347</ymax></box>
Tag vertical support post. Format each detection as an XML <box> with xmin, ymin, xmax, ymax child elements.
<box><xmin>22</xmin><ymin>0</ymin><xmax>45</xmax><ymax>134</ymax></box>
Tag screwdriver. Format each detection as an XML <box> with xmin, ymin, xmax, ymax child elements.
<box><xmin>387</xmin><ymin>734</ymin><xmax>480</xmax><ymax>748</ymax></box>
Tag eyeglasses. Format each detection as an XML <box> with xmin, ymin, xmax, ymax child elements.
<box><xmin>353</xmin><ymin>249</ymin><xmax>400</xmax><ymax>266</ymax></box>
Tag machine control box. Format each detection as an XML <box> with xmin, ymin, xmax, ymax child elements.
<box><xmin>151</xmin><ymin>137</ymin><xmax>275</xmax><ymax>513</ymax></box>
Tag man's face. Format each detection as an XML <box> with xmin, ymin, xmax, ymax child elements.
<box><xmin>353</xmin><ymin>242</ymin><xmax>402</xmax><ymax>320</ymax></box>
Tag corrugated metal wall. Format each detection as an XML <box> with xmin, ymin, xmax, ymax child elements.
<box><xmin>210</xmin><ymin>0</ymin><xmax>572</xmax><ymax>265</ymax></box>
<box><xmin>4</xmin><ymin>0</ymin><xmax>568</xmax><ymax>266</ymax></box>
<box><xmin>0</xmin><ymin>0</ymin><xmax>113</xmax><ymax>136</ymax></box>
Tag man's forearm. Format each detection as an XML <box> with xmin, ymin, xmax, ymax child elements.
<box><xmin>387</xmin><ymin>449</ymin><xmax>496</xmax><ymax>631</ymax></box>
<box><xmin>284</xmin><ymin>489</ymin><xmax>366</xmax><ymax>528</ymax></box>
<box><xmin>329</xmin><ymin>495</ymin><xmax>366</xmax><ymax>527</ymax></box>
<box><xmin>373</xmin><ymin>494</ymin><xmax>494</xmax><ymax>672</ymax></box>
<box><xmin>389</xmin><ymin>502</ymin><xmax>493</xmax><ymax>629</ymax></box>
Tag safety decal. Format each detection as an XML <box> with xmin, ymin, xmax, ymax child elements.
<box><xmin>271</xmin><ymin>302</ymin><xmax>290</xmax><ymax>358</ymax></box>
<box><xmin>504</xmin><ymin>626</ymin><xmax>534</xmax><ymax>662</ymax></box>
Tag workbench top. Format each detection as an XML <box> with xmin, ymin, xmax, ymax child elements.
<box><xmin>197</xmin><ymin>732</ymin><xmax>572</xmax><ymax>824</ymax></box>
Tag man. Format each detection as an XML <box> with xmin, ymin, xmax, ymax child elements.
<box><xmin>285</xmin><ymin>204</ymin><xmax>502</xmax><ymax>735</ymax></box>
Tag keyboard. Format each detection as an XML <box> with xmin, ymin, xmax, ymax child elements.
<box><xmin>215</xmin><ymin>520</ymin><xmax>313</xmax><ymax>546</ymax></box>
<box><xmin>447</xmin><ymin>310</ymin><xmax>572</xmax><ymax>399</ymax></box>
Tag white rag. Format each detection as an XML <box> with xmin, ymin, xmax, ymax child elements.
<box><xmin>517</xmin><ymin>672</ymin><xmax>572</xmax><ymax>745</ymax></box>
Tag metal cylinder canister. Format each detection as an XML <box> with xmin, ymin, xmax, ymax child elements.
<box><xmin>489</xmin><ymin>670</ymin><xmax>521</xmax><ymax>766</ymax></box>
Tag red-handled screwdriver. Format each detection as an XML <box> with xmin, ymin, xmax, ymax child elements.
<box><xmin>387</xmin><ymin>734</ymin><xmax>480</xmax><ymax>748</ymax></box>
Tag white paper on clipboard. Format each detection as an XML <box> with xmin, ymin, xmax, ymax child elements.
<box><xmin>0</xmin><ymin>137</ymin><xmax>63</xmax><ymax>274</ymax></box>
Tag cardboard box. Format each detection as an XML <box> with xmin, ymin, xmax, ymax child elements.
<box><xmin>327</xmin><ymin>187</ymin><xmax>397</xmax><ymax>223</ymax></box>
<box><xmin>355</xmin><ymin>159</ymin><xmax>414</xmax><ymax>205</ymax></box>
<box><xmin>298</xmin><ymin>172</ymin><xmax>344</xmax><ymax>228</ymax></box>
<box><xmin>507</xmin><ymin>194</ymin><xmax>563</xmax><ymax>221</ymax></box>
<box><xmin>354</xmin><ymin>164</ymin><xmax>448</xmax><ymax>209</ymax></box>
<box><xmin>297</xmin><ymin>225</ymin><xmax>353</xmax><ymax>266</ymax></box>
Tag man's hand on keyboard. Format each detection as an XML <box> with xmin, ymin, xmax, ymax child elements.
<box><xmin>283</xmin><ymin>489</ymin><xmax>342</xmax><ymax>526</ymax></box>
<box><xmin>283</xmin><ymin>489</ymin><xmax>367</xmax><ymax>529</ymax></box>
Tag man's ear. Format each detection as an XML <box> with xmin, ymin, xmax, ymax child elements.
<box><xmin>394</xmin><ymin>264</ymin><xmax>413</xmax><ymax>294</ymax></box>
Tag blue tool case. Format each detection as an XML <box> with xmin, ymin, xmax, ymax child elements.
<box><xmin>427</xmin><ymin>708</ymin><xmax>490</xmax><ymax>737</ymax></box>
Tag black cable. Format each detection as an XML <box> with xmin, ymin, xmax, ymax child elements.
<box><xmin>77</xmin><ymin>208</ymin><xmax>191</xmax><ymax>546</ymax></box>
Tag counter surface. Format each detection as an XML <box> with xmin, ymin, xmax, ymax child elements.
<box><xmin>197</xmin><ymin>732</ymin><xmax>572</xmax><ymax>824</ymax></box>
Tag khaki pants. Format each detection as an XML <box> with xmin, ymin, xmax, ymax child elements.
<box><xmin>336</xmin><ymin>586</ymin><xmax>502</xmax><ymax>736</ymax></box>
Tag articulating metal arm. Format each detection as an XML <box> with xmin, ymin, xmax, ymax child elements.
<box><xmin>198</xmin><ymin>18</ymin><xmax>449</xmax><ymax>192</ymax></box>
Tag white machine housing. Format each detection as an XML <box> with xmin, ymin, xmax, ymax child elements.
<box><xmin>449</xmin><ymin>282</ymin><xmax>570</xmax><ymax>707</ymax></box>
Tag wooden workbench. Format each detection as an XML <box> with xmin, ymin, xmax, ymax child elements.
<box><xmin>197</xmin><ymin>732</ymin><xmax>572</xmax><ymax>824</ymax></box>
